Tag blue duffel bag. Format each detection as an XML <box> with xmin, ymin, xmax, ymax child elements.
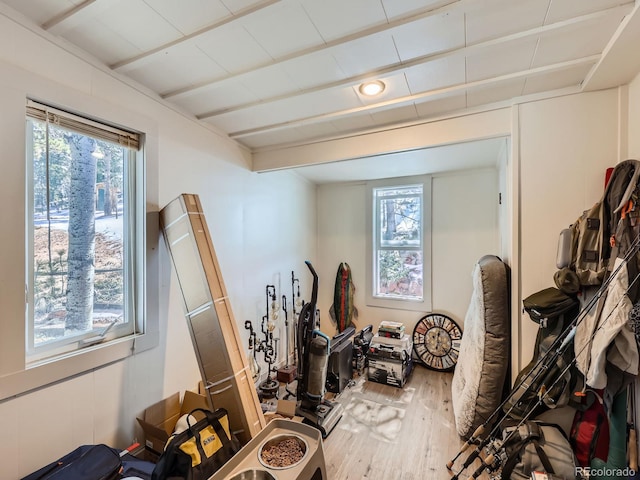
<box><xmin>21</xmin><ymin>444</ymin><xmax>155</xmax><ymax>480</ymax></box>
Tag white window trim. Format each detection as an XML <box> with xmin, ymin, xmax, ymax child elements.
<box><xmin>0</xmin><ymin>99</ymin><xmax>159</xmax><ymax>402</ymax></box>
<box><xmin>365</xmin><ymin>175</ymin><xmax>432</xmax><ymax>312</ymax></box>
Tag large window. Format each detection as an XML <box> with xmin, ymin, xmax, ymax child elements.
<box><xmin>366</xmin><ymin>176</ymin><xmax>431</xmax><ymax>310</ymax></box>
<box><xmin>25</xmin><ymin>101</ymin><xmax>145</xmax><ymax>362</ymax></box>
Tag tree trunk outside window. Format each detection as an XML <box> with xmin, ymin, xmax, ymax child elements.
<box><xmin>65</xmin><ymin>134</ymin><xmax>96</xmax><ymax>332</ymax></box>
<box><xmin>384</xmin><ymin>198</ymin><xmax>396</xmax><ymax>240</ymax></box>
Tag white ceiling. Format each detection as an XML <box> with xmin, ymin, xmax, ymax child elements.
<box><xmin>3</xmin><ymin>0</ymin><xmax>640</xmax><ymax>182</ymax></box>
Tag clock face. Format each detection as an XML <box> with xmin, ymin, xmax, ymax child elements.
<box><xmin>412</xmin><ymin>313</ymin><xmax>462</xmax><ymax>371</ymax></box>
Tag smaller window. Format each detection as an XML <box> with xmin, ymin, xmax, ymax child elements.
<box><xmin>366</xmin><ymin>176</ymin><xmax>431</xmax><ymax>311</ymax></box>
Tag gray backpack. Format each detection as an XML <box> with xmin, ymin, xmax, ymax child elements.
<box><xmin>559</xmin><ymin>159</ymin><xmax>640</xmax><ymax>287</ymax></box>
<box><xmin>501</xmin><ymin>421</ymin><xmax>579</xmax><ymax>480</ymax></box>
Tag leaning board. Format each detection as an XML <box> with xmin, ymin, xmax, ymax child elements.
<box><xmin>160</xmin><ymin>194</ymin><xmax>265</xmax><ymax>444</ymax></box>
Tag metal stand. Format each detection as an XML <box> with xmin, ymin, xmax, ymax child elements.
<box><xmin>210</xmin><ymin>419</ymin><xmax>328</xmax><ymax>480</ymax></box>
<box><xmin>245</xmin><ymin>285</ymin><xmax>281</xmax><ymax>399</ymax></box>
<box><xmin>277</xmin><ymin>293</ymin><xmax>298</xmax><ymax>384</ymax></box>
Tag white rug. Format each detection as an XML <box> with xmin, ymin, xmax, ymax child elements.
<box><xmin>339</xmin><ymin>397</ymin><xmax>406</xmax><ymax>443</ymax></box>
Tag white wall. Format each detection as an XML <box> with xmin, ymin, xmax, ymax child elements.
<box><xmin>0</xmin><ymin>13</ymin><xmax>316</xmax><ymax>479</ymax></box>
<box><xmin>497</xmin><ymin>139</ymin><xmax>510</xmax><ymax>262</ymax></box>
<box><xmin>629</xmin><ymin>73</ymin><xmax>640</xmax><ymax>158</ymax></box>
<box><xmin>315</xmin><ymin>168</ymin><xmax>500</xmax><ymax>337</ymax></box>
<box><xmin>517</xmin><ymin>89</ymin><xmax>620</xmax><ymax>367</ymax></box>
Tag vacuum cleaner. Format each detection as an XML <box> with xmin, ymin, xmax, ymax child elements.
<box><xmin>295</xmin><ymin>261</ymin><xmax>343</xmax><ymax>438</ymax></box>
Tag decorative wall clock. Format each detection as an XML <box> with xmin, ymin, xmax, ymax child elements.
<box><xmin>412</xmin><ymin>313</ymin><xmax>462</xmax><ymax>371</ymax></box>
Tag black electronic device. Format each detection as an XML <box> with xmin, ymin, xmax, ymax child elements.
<box><xmin>326</xmin><ymin>326</ymin><xmax>355</xmax><ymax>393</ymax></box>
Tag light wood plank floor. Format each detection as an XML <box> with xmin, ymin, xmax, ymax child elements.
<box><xmin>322</xmin><ymin>364</ymin><xmax>488</xmax><ymax>480</ymax></box>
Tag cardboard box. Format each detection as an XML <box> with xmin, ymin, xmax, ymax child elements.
<box><xmin>137</xmin><ymin>390</ymin><xmax>210</xmax><ymax>453</ymax></box>
<box><xmin>263</xmin><ymin>399</ymin><xmax>304</xmax><ymax>424</ymax></box>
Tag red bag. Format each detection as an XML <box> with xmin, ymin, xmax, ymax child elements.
<box><xmin>569</xmin><ymin>389</ymin><xmax>610</xmax><ymax>466</ymax></box>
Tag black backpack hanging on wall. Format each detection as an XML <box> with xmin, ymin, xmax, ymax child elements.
<box><xmin>503</xmin><ymin>287</ymin><xmax>580</xmax><ymax>419</ymax></box>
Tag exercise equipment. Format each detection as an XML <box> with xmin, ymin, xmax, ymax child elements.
<box><xmin>295</xmin><ymin>261</ymin><xmax>343</xmax><ymax>438</ymax></box>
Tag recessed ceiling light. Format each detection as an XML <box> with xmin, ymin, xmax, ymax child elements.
<box><xmin>359</xmin><ymin>80</ymin><xmax>385</xmax><ymax>96</ymax></box>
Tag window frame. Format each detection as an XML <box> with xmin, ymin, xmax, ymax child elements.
<box><xmin>25</xmin><ymin>101</ymin><xmax>145</xmax><ymax>363</ymax></box>
<box><xmin>25</xmin><ymin>117</ymin><xmax>145</xmax><ymax>362</ymax></box>
<box><xmin>0</xmin><ymin>98</ymin><xmax>158</xmax><ymax>402</ymax></box>
<box><xmin>365</xmin><ymin>175</ymin><xmax>432</xmax><ymax>311</ymax></box>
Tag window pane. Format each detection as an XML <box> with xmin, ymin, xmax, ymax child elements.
<box><xmin>376</xmin><ymin>187</ymin><xmax>421</xmax><ymax>247</ymax></box>
<box><xmin>376</xmin><ymin>249</ymin><xmax>423</xmax><ymax>300</ymax></box>
<box><xmin>376</xmin><ymin>185</ymin><xmax>422</xmax><ymax>197</ymax></box>
<box><xmin>30</xmin><ymin>120</ymin><xmax>129</xmax><ymax>347</ymax></box>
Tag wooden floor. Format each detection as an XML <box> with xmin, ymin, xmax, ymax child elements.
<box><xmin>322</xmin><ymin>364</ymin><xmax>487</xmax><ymax>480</ymax></box>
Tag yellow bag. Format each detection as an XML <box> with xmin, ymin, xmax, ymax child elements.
<box><xmin>151</xmin><ymin>408</ymin><xmax>240</xmax><ymax>480</ymax></box>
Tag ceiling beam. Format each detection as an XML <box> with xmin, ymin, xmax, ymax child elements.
<box><xmin>250</xmin><ymin>88</ymin><xmax>576</xmax><ymax>155</ymax></box>
<box><xmin>251</xmin><ymin>108</ymin><xmax>513</xmax><ymax>171</ymax></box>
<box><xmin>197</xmin><ymin>6</ymin><xmax>627</xmax><ymax>121</ymax></box>
<box><xmin>161</xmin><ymin>0</ymin><xmax>464</xmax><ymax>99</ymax></box>
<box><xmin>228</xmin><ymin>55</ymin><xmax>599</xmax><ymax>139</ymax></box>
<box><xmin>110</xmin><ymin>0</ymin><xmax>282</xmax><ymax>71</ymax></box>
<box><xmin>582</xmin><ymin>2</ymin><xmax>640</xmax><ymax>91</ymax></box>
<box><xmin>42</xmin><ymin>0</ymin><xmax>98</xmax><ymax>31</ymax></box>
<box><xmin>166</xmin><ymin>2</ymin><xmax>630</xmax><ymax>102</ymax></box>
